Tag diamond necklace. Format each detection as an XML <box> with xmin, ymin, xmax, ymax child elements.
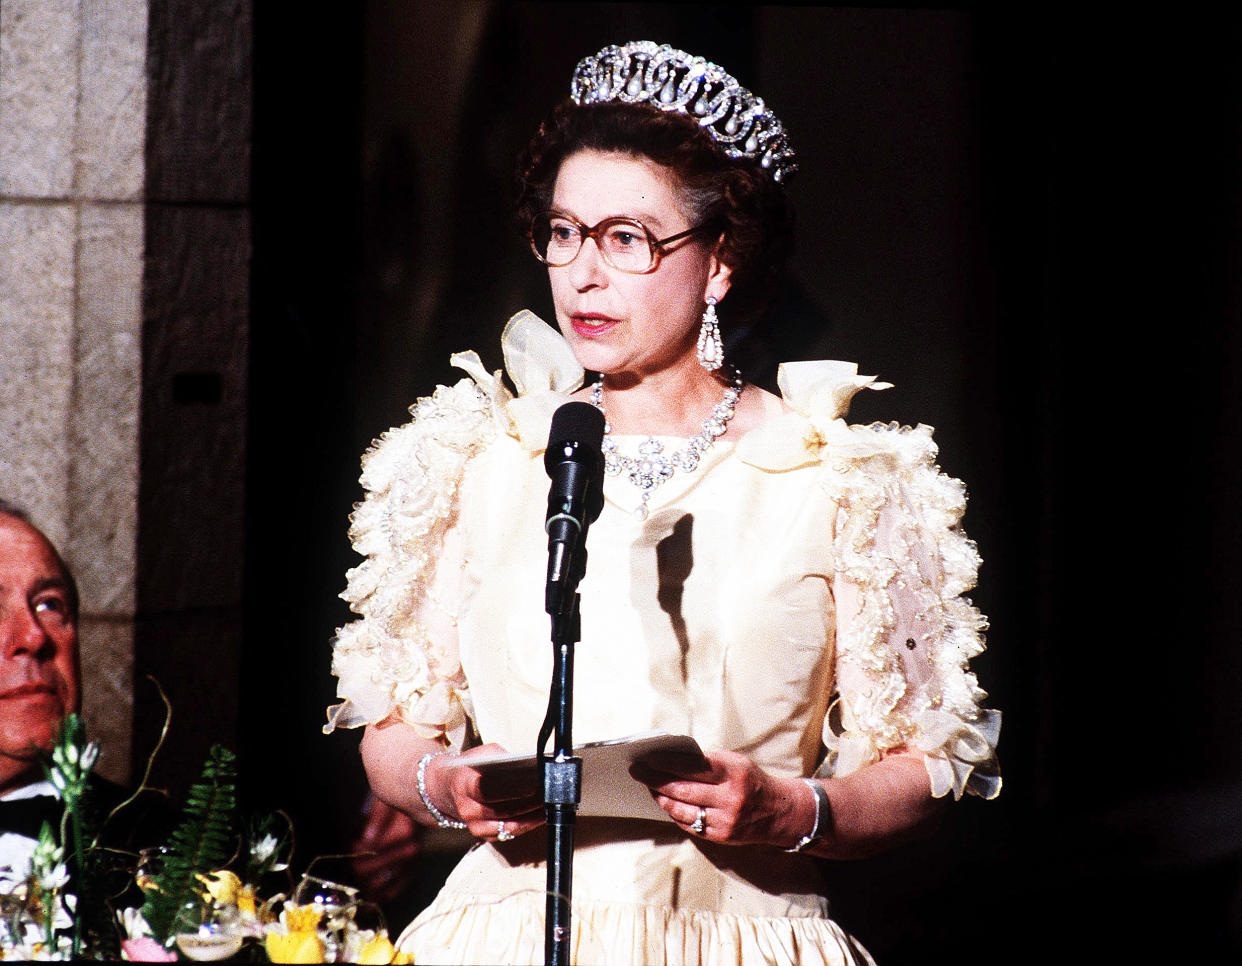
<box><xmin>590</xmin><ymin>369</ymin><xmax>744</xmax><ymax>521</ymax></box>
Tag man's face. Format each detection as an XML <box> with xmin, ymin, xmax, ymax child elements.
<box><xmin>0</xmin><ymin>515</ymin><xmax>79</xmax><ymax>792</ymax></box>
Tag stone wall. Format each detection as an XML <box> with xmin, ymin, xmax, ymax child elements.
<box><xmin>0</xmin><ymin>0</ymin><xmax>148</xmax><ymax>784</ymax></box>
<box><xmin>0</xmin><ymin>0</ymin><xmax>252</xmax><ymax>791</ymax></box>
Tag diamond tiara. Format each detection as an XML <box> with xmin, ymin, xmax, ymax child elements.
<box><xmin>570</xmin><ymin>41</ymin><xmax>798</xmax><ymax>183</ymax></box>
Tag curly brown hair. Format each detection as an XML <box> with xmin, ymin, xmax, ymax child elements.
<box><xmin>514</xmin><ymin>100</ymin><xmax>794</xmax><ymax>331</ymax></box>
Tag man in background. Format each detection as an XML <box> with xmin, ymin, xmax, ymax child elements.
<box><xmin>0</xmin><ymin>500</ymin><xmax>81</xmax><ymax>873</ymax></box>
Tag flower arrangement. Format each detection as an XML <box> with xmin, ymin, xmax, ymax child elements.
<box><xmin>0</xmin><ymin>711</ymin><xmax>412</xmax><ymax>963</ymax></box>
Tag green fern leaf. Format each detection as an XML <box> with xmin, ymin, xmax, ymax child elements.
<box><xmin>140</xmin><ymin>746</ymin><xmax>237</xmax><ymax>944</ymax></box>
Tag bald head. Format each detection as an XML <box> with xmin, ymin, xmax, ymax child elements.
<box><xmin>0</xmin><ymin>508</ymin><xmax>81</xmax><ymax>794</ymax></box>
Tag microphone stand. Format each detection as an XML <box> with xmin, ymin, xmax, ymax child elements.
<box><xmin>538</xmin><ymin>549</ymin><xmax>585</xmax><ymax>966</ymax></box>
<box><xmin>538</xmin><ymin>402</ymin><xmax>603</xmax><ymax>966</ymax></box>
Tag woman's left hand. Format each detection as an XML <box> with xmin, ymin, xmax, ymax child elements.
<box><xmin>629</xmin><ymin>750</ymin><xmax>814</xmax><ymax>849</ymax></box>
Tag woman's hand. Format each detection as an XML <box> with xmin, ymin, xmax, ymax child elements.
<box><xmin>632</xmin><ymin>746</ymin><xmax>944</xmax><ymax>859</ymax></box>
<box><xmin>629</xmin><ymin>750</ymin><xmax>813</xmax><ymax>849</ymax></box>
<box><xmin>361</xmin><ymin>724</ymin><xmax>546</xmax><ymax>843</ymax></box>
<box><xmin>423</xmin><ymin>743</ymin><xmax>545</xmax><ymax>843</ymax></box>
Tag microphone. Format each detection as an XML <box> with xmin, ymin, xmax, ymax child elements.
<box><xmin>544</xmin><ymin>402</ymin><xmax>605</xmax><ymax>615</ymax></box>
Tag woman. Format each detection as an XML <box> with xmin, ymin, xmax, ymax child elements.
<box><xmin>326</xmin><ymin>41</ymin><xmax>1000</xmax><ymax>965</ymax></box>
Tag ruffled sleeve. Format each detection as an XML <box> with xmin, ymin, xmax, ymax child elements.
<box><xmin>322</xmin><ymin>353</ymin><xmax>512</xmax><ymax>748</ymax></box>
<box><xmin>324</xmin><ymin>311</ymin><xmax>582</xmax><ymax>748</ymax></box>
<box><xmin>777</xmin><ymin>361</ymin><xmax>1001</xmax><ymax>801</ymax></box>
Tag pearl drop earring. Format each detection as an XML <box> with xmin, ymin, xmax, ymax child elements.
<box><xmin>696</xmin><ymin>297</ymin><xmax>723</xmax><ymax>371</ymax></box>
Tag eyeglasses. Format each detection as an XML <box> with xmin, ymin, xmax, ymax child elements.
<box><xmin>528</xmin><ymin>211</ymin><xmax>713</xmax><ymax>274</ymax></box>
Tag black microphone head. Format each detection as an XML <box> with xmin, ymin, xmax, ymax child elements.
<box><xmin>544</xmin><ymin>402</ymin><xmax>605</xmax><ymax>476</ymax></box>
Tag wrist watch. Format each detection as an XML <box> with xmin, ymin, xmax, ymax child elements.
<box><xmin>785</xmin><ymin>778</ymin><xmax>830</xmax><ymax>853</ymax></box>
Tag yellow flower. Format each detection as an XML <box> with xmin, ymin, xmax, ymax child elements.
<box><xmin>265</xmin><ymin>929</ymin><xmax>325</xmax><ymax>964</ymax></box>
<box><xmin>197</xmin><ymin>869</ymin><xmax>242</xmax><ymax>905</ymax></box>
<box><xmin>283</xmin><ymin>904</ymin><xmax>323</xmax><ymax>933</ymax></box>
<box><xmin>356</xmin><ymin>932</ymin><xmax>397</xmax><ymax>964</ymax></box>
<box><xmin>237</xmin><ymin>884</ymin><xmax>258</xmax><ymax>919</ymax></box>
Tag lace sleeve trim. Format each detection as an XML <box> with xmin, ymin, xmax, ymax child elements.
<box><xmin>816</xmin><ymin>419</ymin><xmax>1000</xmax><ymax>800</ymax></box>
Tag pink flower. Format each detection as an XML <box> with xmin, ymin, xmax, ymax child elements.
<box><xmin>122</xmin><ymin>936</ymin><xmax>178</xmax><ymax>961</ymax></box>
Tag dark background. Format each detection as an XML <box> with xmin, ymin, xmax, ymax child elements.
<box><xmin>241</xmin><ymin>5</ymin><xmax>1241</xmax><ymax>963</ymax></box>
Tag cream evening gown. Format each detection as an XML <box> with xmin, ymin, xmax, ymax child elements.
<box><xmin>325</xmin><ymin>312</ymin><xmax>1000</xmax><ymax>965</ymax></box>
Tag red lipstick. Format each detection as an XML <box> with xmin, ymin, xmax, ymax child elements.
<box><xmin>570</xmin><ymin>313</ymin><xmax>620</xmax><ymax>337</ymax></box>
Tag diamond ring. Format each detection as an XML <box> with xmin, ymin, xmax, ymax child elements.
<box><xmin>689</xmin><ymin>807</ymin><xmax>706</xmax><ymax>835</ymax></box>
<box><xmin>496</xmin><ymin>821</ymin><xmax>515</xmax><ymax>842</ymax></box>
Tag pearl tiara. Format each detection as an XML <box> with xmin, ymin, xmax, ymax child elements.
<box><xmin>570</xmin><ymin>41</ymin><xmax>798</xmax><ymax>183</ymax></box>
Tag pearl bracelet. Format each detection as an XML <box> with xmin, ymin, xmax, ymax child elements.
<box><xmin>417</xmin><ymin>751</ymin><xmax>467</xmax><ymax>829</ymax></box>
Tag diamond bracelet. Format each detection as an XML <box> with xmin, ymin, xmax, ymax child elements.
<box><xmin>417</xmin><ymin>751</ymin><xmax>467</xmax><ymax>829</ymax></box>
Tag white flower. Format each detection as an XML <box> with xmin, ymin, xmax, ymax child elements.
<box><xmin>250</xmin><ymin>833</ymin><xmax>278</xmax><ymax>865</ymax></box>
<box><xmin>0</xmin><ymin>864</ymin><xmax>27</xmax><ymax>896</ymax></box>
<box><xmin>38</xmin><ymin>863</ymin><xmax>69</xmax><ymax>892</ymax></box>
<box><xmin>50</xmin><ymin>893</ymin><xmax>74</xmax><ymax>932</ymax></box>
<box><xmin>118</xmin><ymin>905</ymin><xmax>155</xmax><ymax>940</ymax></box>
<box><xmin>30</xmin><ymin>835</ymin><xmax>63</xmax><ymax>870</ymax></box>
<box><xmin>338</xmin><ymin>925</ymin><xmax>377</xmax><ymax>962</ymax></box>
<box><xmin>10</xmin><ymin>922</ymin><xmax>73</xmax><ymax>958</ymax></box>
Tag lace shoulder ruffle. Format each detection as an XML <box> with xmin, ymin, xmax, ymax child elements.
<box><xmin>323</xmin><ymin>354</ymin><xmax>511</xmax><ymax>745</ymax></box>
<box><xmin>767</xmin><ymin>360</ymin><xmax>1001</xmax><ymax>800</ymax></box>
<box><xmin>324</xmin><ymin>312</ymin><xmax>582</xmax><ymax>745</ymax></box>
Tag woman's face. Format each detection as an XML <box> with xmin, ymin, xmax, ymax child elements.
<box><xmin>546</xmin><ymin>150</ymin><xmax>731</xmax><ymax>381</ymax></box>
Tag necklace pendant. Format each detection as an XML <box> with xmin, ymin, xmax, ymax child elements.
<box><xmin>589</xmin><ymin>369</ymin><xmax>744</xmax><ymax>515</ymax></box>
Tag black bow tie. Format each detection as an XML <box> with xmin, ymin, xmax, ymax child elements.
<box><xmin>0</xmin><ymin>794</ymin><xmax>62</xmax><ymax>841</ymax></box>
